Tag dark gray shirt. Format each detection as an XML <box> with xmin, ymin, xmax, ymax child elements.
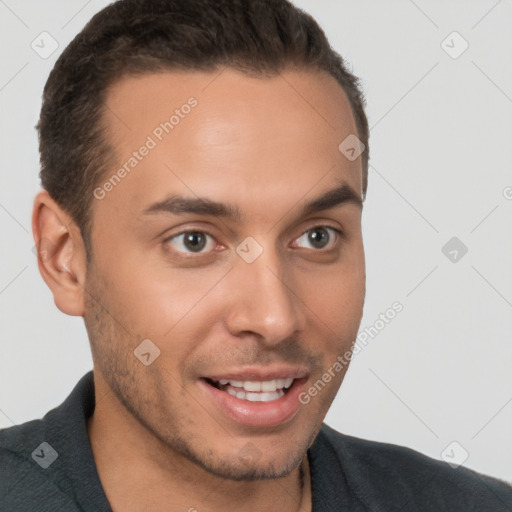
<box><xmin>1</xmin><ymin>372</ymin><xmax>511</xmax><ymax>511</ymax></box>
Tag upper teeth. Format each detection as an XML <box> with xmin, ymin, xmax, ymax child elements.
<box><xmin>217</xmin><ymin>378</ymin><xmax>294</xmax><ymax>392</ymax></box>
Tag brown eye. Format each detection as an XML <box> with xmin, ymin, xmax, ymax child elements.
<box><xmin>294</xmin><ymin>226</ymin><xmax>339</xmax><ymax>250</ymax></box>
<box><xmin>167</xmin><ymin>231</ymin><xmax>215</xmax><ymax>254</ymax></box>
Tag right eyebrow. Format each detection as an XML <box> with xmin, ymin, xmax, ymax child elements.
<box><xmin>141</xmin><ymin>195</ymin><xmax>244</xmax><ymax>222</ymax></box>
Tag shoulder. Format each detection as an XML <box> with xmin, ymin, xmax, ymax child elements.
<box><xmin>0</xmin><ymin>373</ymin><xmax>98</xmax><ymax>511</ymax></box>
<box><xmin>0</xmin><ymin>419</ymin><xmax>81</xmax><ymax>511</ymax></box>
<box><xmin>311</xmin><ymin>423</ymin><xmax>512</xmax><ymax>511</ymax></box>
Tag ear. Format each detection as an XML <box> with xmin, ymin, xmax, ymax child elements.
<box><xmin>32</xmin><ymin>190</ymin><xmax>88</xmax><ymax>317</ymax></box>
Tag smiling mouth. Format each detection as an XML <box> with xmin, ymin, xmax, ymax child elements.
<box><xmin>205</xmin><ymin>378</ymin><xmax>295</xmax><ymax>402</ymax></box>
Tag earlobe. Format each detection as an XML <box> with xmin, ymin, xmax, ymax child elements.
<box><xmin>32</xmin><ymin>190</ymin><xmax>87</xmax><ymax>317</ymax></box>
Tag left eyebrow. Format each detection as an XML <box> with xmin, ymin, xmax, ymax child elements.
<box><xmin>300</xmin><ymin>182</ymin><xmax>363</xmax><ymax>217</ymax></box>
<box><xmin>140</xmin><ymin>182</ymin><xmax>362</xmax><ymax>221</ymax></box>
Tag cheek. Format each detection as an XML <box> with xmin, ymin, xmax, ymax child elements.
<box><xmin>96</xmin><ymin>248</ymin><xmax>222</xmax><ymax>330</ymax></box>
<box><xmin>339</xmin><ymin>240</ymin><xmax>366</xmax><ymax>313</ymax></box>
<box><xmin>97</xmin><ymin>259</ymin><xmax>232</xmax><ymax>372</ymax></box>
<box><xmin>302</xmin><ymin>255</ymin><xmax>365</xmax><ymax>332</ymax></box>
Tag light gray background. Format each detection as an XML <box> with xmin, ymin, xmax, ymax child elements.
<box><xmin>1</xmin><ymin>0</ymin><xmax>511</xmax><ymax>482</ymax></box>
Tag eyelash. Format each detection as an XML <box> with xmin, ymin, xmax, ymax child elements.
<box><xmin>163</xmin><ymin>225</ymin><xmax>343</xmax><ymax>256</ymax></box>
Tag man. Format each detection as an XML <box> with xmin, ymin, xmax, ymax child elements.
<box><xmin>1</xmin><ymin>0</ymin><xmax>510</xmax><ymax>510</ymax></box>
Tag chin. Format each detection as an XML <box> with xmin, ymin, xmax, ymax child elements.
<box><xmin>199</xmin><ymin>452</ymin><xmax>304</xmax><ymax>482</ymax></box>
<box><xmin>168</xmin><ymin>431</ymin><xmax>309</xmax><ymax>482</ymax></box>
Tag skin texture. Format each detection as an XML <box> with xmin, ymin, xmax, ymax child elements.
<box><xmin>32</xmin><ymin>68</ymin><xmax>366</xmax><ymax>512</ymax></box>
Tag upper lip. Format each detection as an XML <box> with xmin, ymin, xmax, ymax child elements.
<box><xmin>204</xmin><ymin>365</ymin><xmax>310</xmax><ymax>382</ymax></box>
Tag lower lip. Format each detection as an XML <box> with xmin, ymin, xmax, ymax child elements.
<box><xmin>199</xmin><ymin>378</ymin><xmax>307</xmax><ymax>428</ymax></box>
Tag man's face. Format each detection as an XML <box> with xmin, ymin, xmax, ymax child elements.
<box><xmin>84</xmin><ymin>68</ymin><xmax>365</xmax><ymax>479</ymax></box>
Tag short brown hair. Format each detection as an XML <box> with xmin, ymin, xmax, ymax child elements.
<box><xmin>37</xmin><ymin>0</ymin><xmax>369</xmax><ymax>261</ymax></box>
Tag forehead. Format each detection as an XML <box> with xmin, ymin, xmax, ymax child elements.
<box><xmin>102</xmin><ymin>67</ymin><xmax>360</xmax><ymax>159</ymax></box>
<box><xmin>95</xmin><ymin>68</ymin><xmax>362</xmax><ymax>225</ymax></box>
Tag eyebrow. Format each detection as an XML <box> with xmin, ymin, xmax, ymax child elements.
<box><xmin>141</xmin><ymin>182</ymin><xmax>362</xmax><ymax>221</ymax></box>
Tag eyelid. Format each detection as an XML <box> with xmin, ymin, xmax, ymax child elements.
<box><xmin>168</xmin><ymin>231</ymin><xmax>218</xmax><ymax>251</ymax></box>
<box><xmin>163</xmin><ymin>222</ymin><xmax>343</xmax><ymax>258</ymax></box>
<box><xmin>292</xmin><ymin>225</ymin><xmax>342</xmax><ymax>250</ymax></box>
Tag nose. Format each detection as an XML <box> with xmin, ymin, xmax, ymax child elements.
<box><xmin>224</xmin><ymin>249</ymin><xmax>304</xmax><ymax>345</ymax></box>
